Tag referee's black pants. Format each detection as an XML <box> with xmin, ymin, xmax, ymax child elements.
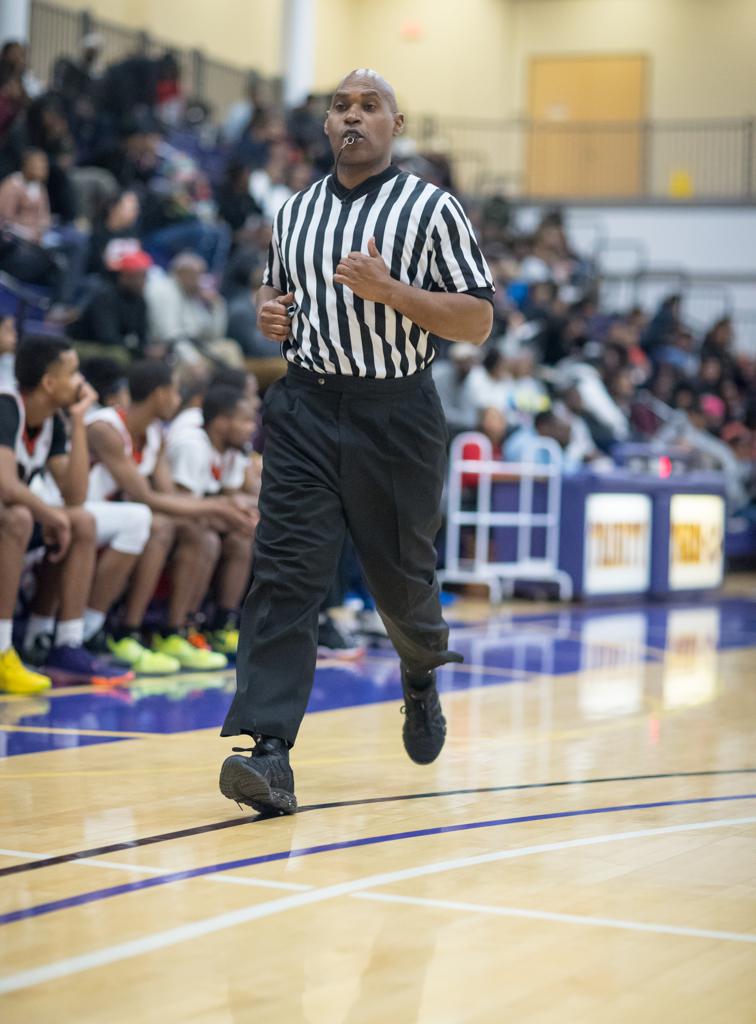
<box><xmin>221</xmin><ymin>363</ymin><xmax>462</xmax><ymax>746</ymax></box>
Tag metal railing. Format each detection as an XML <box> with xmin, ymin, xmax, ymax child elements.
<box><xmin>415</xmin><ymin>116</ymin><xmax>756</xmax><ymax>202</ymax></box>
<box><xmin>26</xmin><ymin>0</ymin><xmax>256</xmax><ymax>120</ymax></box>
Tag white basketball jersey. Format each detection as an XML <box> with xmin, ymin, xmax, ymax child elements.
<box><xmin>86</xmin><ymin>407</ymin><xmax>163</xmax><ymax>501</ymax></box>
<box><xmin>0</xmin><ymin>388</ymin><xmax>56</xmax><ymax>485</ymax></box>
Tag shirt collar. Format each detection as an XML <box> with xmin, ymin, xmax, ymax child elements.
<box><xmin>327</xmin><ymin>163</ymin><xmax>401</xmax><ymax>203</ymax></box>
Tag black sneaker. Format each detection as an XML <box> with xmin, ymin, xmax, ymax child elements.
<box><xmin>23</xmin><ymin>633</ymin><xmax>53</xmax><ymax>668</ymax></box>
<box><xmin>317</xmin><ymin>614</ymin><xmax>366</xmax><ymax>661</ymax></box>
<box><xmin>219</xmin><ymin>737</ymin><xmax>297</xmax><ymax>815</ymax></box>
<box><xmin>400</xmin><ymin>666</ymin><xmax>447</xmax><ymax>765</ymax></box>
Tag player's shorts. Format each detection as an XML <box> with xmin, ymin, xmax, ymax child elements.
<box><xmin>86</xmin><ymin>501</ymin><xmax>152</xmax><ymax>556</ymax></box>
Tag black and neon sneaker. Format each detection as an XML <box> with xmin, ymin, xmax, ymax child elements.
<box><xmin>219</xmin><ymin>737</ymin><xmax>297</xmax><ymax>815</ymax></box>
<box><xmin>400</xmin><ymin>666</ymin><xmax>447</xmax><ymax>765</ymax></box>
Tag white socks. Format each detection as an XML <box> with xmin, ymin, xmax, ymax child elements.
<box><xmin>83</xmin><ymin>609</ymin><xmax>106</xmax><ymax>642</ymax></box>
<box><xmin>24</xmin><ymin>615</ymin><xmax>55</xmax><ymax>652</ymax></box>
<box><xmin>0</xmin><ymin>619</ymin><xmax>12</xmax><ymax>653</ymax></box>
<box><xmin>22</xmin><ymin>616</ymin><xmax>87</xmax><ymax>651</ymax></box>
<box><xmin>54</xmin><ymin>619</ymin><xmax>85</xmax><ymax>649</ymax></box>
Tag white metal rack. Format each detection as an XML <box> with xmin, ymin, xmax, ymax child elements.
<box><xmin>438</xmin><ymin>431</ymin><xmax>573</xmax><ymax>603</ymax></box>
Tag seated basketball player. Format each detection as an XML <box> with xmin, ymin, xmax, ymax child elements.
<box><xmin>166</xmin><ymin>384</ymin><xmax>258</xmax><ymax>654</ymax></box>
<box><xmin>85</xmin><ymin>360</ymin><xmax>257</xmax><ymax>670</ymax></box>
<box><xmin>0</xmin><ymin>336</ymin><xmax>134</xmax><ymax>691</ymax></box>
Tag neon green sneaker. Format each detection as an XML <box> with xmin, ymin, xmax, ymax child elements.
<box><xmin>107</xmin><ymin>636</ymin><xmax>181</xmax><ymax>676</ymax></box>
<box><xmin>151</xmin><ymin>634</ymin><xmax>228</xmax><ymax>670</ymax></box>
<box><xmin>207</xmin><ymin>628</ymin><xmax>239</xmax><ymax>655</ymax></box>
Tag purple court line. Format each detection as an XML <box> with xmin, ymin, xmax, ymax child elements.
<box><xmin>1</xmin><ymin>792</ymin><xmax>754</xmax><ymax>927</ymax></box>
<box><xmin>2</xmin><ymin>768</ymin><xmax>755</xmax><ymax>880</ymax></box>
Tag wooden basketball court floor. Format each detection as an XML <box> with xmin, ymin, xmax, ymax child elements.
<box><xmin>1</xmin><ymin>586</ymin><xmax>755</xmax><ymax>1022</ymax></box>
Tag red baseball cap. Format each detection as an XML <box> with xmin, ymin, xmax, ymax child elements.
<box><xmin>105</xmin><ymin>241</ymin><xmax>153</xmax><ymax>273</ymax></box>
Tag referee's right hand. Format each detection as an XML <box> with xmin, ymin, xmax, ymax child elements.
<box><xmin>257</xmin><ymin>291</ymin><xmax>295</xmax><ymax>342</ymax></box>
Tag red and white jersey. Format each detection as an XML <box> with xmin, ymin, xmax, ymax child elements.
<box><xmin>164</xmin><ymin>406</ymin><xmax>203</xmax><ymax>445</ymax></box>
<box><xmin>166</xmin><ymin>406</ymin><xmax>248</xmax><ymax>497</ymax></box>
<box><xmin>166</xmin><ymin>411</ymin><xmax>247</xmax><ymax>497</ymax></box>
<box><xmin>0</xmin><ymin>388</ymin><xmax>67</xmax><ymax>486</ymax></box>
<box><xmin>86</xmin><ymin>406</ymin><xmax>163</xmax><ymax>502</ymax></box>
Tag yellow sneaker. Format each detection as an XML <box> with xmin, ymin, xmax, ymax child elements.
<box><xmin>0</xmin><ymin>648</ymin><xmax>52</xmax><ymax>694</ymax></box>
<box><xmin>151</xmin><ymin>634</ymin><xmax>228</xmax><ymax>670</ymax></box>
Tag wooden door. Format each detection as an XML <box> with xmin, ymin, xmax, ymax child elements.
<box><xmin>527</xmin><ymin>55</ymin><xmax>647</xmax><ymax>197</ymax></box>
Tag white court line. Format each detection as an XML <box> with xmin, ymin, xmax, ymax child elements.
<box><xmin>355</xmin><ymin>892</ymin><xmax>756</xmax><ymax>944</ymax></box>
<box><xmin>0</xmin><ymin>848</ymin><xmax>311</xmax><ymax>892</ymax></box>
<box><xmin>1</xmin><ymin>815</ymin><xmax>754</xmax><ymax>995</ymax></box>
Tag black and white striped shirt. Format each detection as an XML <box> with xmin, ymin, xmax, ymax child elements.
<box><xmin>262</xmin><ymin>165</ymin><xmax>494</xmax><ymax>379</ymax></box>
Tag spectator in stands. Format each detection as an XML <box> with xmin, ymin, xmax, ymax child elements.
<box><xmin>248</xmin><ymin>143</ymin><xmax>294</xmax><ymax>222</ymax></box>
<box><xmin>431</xmin><ymin>342</ymin><xmax>480</xmax><ymax>437</ymax></box>
<box><xmin>670</xmin><ymin>381</ymin><xmax>697</xmax><ymax>413</ymax></box>
<box><xmin>22</xmin><ymin>93</ymin><xmax>79</xmax><ymax>222</ymax></box>
<box><xmin>138</xmin><ymin>146</ymin><xmax>229</xmax><ymax>272</ymax></box>
<box><xmin>0</xmin><ymin>335</ymin><xmax>132</xmax><ymax>691</ymax></box>
<box><xmin>519</xmin><ymin>217</ymin><xmax>574</xmax><ymax>286</ymax></box>
<box><xmin>0</xmin><ymin>148</ymin><xmax>68</xmax><ymax>303</ymax></box>
<box><xmin>145</xmin><ymin>251</ymin><xmax>242</xmax><ymax>368</ymax></box>
<box><xmin>68</xmin><ymin>246</ymin><xmax>152</xmax><ymax>354</ymax></box>
<box><xmin>221</xmin><ymin>74</ymin><xmax>259</xmax><ymax>146</ymax></box>
<box><xmin>216</xmin><ymin>161</ymin><xmax>261</xmax><ymax>241</ymax></box>
<box><xmin>720</xmin><ymin>376</ymin><xmax>747</xmax><ymax>426</ymax></box>
<box><xmin>657</xmin><ymin>399</ymin><xmax>750</xmax><ymax>510</ymax></box>
<box><xmin>225</xmin><ymin>256</ymin><xmax>278</xmax><ymax>358</ymax></box>
<box><xmin>85</xmin><ymin>360</ymin><xmax>255</xmax><ymax>669</ymax></box>
<box><xmin>700</xmin><ymin>316</ymin><xmax>741</xmax><ymax>380</ymax></box>
<box><xmin>94</xmin><ymin>117</ymin><xmax>161</xmax><ymax>189</ymax></box>
<box><xmin>87</xmin><ymin>189</ymin><xmax>141</xmax><ymax>276</ymax></box>
<box><xmin>52</xmin><ymin>32</ymin><xmax>104</xmax><ymax>112</ymax></box>
<box><xmin>642</xmin><ymin>294</ymin><xmax>682</xmax><ymax>355</ymax></box>
<box><xmin>508</xmin><ymin>348</ymin><xmax>550</xmax><ymax>422</ymax></box>
<box><xmin>154</xmin><ymin>51</ymin><xmax>183</xmax><ymax>126</ymax></box>
<box><xmin>232</xmin><ymin>108</ymin><xmax>287</xmax><ymax>171</ymax></box>
<box><xmin>467</xmin><ymin>347</ymin><xmax>513</xmax><ymax>416</ymax></box>
<box><xmin>458</xmin><ymin>407</ymin><xmax>509</xmax><ymax>489</ymax></box>
<box><xmin>0</xmin><ymin>62</ymin><xmax>26</xmax><ymax>146</ymax></box>
<box><xmin>165</xmin><ymin>385</ymin><xmax>258</xmax><ymax>654</ymax></box>
<box><xmin>504</xmin><ymin>409</ymin><xmax>573</xmax><ymax>468</ymax></box>
<box><xmin>605</xmin><ymin>367</ymin><xmax>637</xmax><ymax>424</ymax></box>
<box><xmin>557</xmin><ymin>353</ymin><xmax>631</xmax><ymax>450</ymax></box>
<box><xmin>98</xmin><ymin>53</ymin><xmax>159</xmax><ymax>119</ymax></box>
<box><xmin>553</xmin><ymin>385</ymin><xmax>604</xmax><ymax>467</ymax></box>
<box><xmin>655</xmin><ymin>325</ymin><xmax>698</xmax><ymax>378</ymax></box>
<box><xmin>604</xmin><ymin>317</ymin><xmax>650</xmax><ymax>381</ymax></box>
<box><xmin>0</xmin><ymin>41</ymin><xmax>42</xmax><ymax>99</ymax></box>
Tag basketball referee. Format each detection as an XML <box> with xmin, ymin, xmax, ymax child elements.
<box><xmin>219</xmin><ymin>69</ymin><xmax>494</xmax><ymax>814</ymax></box>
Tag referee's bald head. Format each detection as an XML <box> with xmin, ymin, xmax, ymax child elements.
<box><xmin>333</xmin><ymin>69</ymin><xmax>399</xmax><ymax>113</ymax></box>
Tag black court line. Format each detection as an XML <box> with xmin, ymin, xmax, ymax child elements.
<box><xmin>1</xmin><ymin>768</ymin><xmax>754</xmax><ymax>881</ymax></box>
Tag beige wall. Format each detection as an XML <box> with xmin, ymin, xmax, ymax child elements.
<box><xmin>53</xmin><ymin>0</ymin><xmax>756</xmax><ymax>120</ymax></box>
<box><xmin>54</xmin><ymin>0</ymin><xmax>284</xmax><ymax>75</ymax></box>
<box><xmin>510</xmin><ymin>0</ymin><xmax>756</xmax><ymax>119</ymax></box>
<box><xmin>314</xmin><ymin>0</ymin><xmax>513</xmax><ymax>121</ymax></box>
